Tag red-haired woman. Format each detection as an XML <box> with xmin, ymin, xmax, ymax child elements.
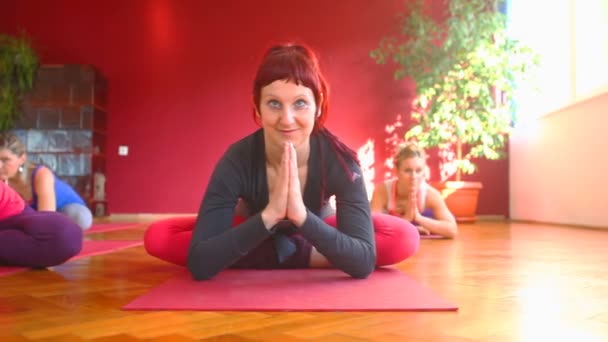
<box><xmin>144</xmin><ymin>43</ymin><xmax>420</xmax><ymax>280</ymax></box>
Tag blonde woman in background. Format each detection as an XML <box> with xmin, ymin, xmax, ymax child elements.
<box><xmin>0</xmin><ymin>133</ymin><xmax>93</xmax><ymax>230</ymax></box>
<box><xmin>371</xmin><ymin>142</ymin><xmax>457</xmax><ymax>238</ymax></box>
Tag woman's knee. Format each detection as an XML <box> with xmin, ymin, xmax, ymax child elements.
<box><xmin>60</xmin><ymin>204</ymin><xmax>93</xmax><ymax>230</ymax></box>
<box><xmin>75</xmin><ymin>210</ymin><xmax>93</xmax><ymax>230</ymax></box>
<box><xmin>144</xmin><ymin>219</ymin><xmax>172</xmax><ymax>257</ymax></box>
<box><xmin>39</xmin><ymin>214</ymin><xmax>83</xmax><ymax>267</ymax></box>
<box><xmin>323</xmin><ymin>213</ymin><xmax>419</xmax><ymax>266</ymax></box>
<box><xmin>144</xmin><ymin>217</ymin><xmax>196</xmax><ymax>264</ymax></box>
<box><xmin>372</xmin><ymin>213</ymin><xmax>420</xmax><ymax>266</ymax></box>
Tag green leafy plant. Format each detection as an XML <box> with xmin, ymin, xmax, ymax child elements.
<box><xmin>0</xmin><ymin>33</ymin><xmax>39</xmax><ymax>131</ymax></box>
<box><xmin>371</xmin><ymin>0</ymin><xmax>539</xmax><ymax>181</ymax></box>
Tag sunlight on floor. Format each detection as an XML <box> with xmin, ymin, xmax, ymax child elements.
<box><xmin>516</xmin><ymin>271</ymin><xmax>606</xmax><ymax>342</ymax></box>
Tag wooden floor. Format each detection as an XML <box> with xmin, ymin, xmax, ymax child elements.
<box><xmin>1</xmin><ymin>220</ymin><xmax>607</xmax><ymax>341</ymax></box>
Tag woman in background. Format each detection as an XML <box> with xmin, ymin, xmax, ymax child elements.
<box><xmin>371</xmin><ymin>142</ymin><xmax>458</xmax><ymax>238</ymax></box>
<box><xmin>0</xmin><ymin>180</ymin><xmax>82</xmax><ymax>268</ymax></box>
<box><xmin>0</xmin><ymin>133</ymin><xmax>93</xmax><ymax>230</ymax></box>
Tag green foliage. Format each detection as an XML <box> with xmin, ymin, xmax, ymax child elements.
<box><xmin>371</xmin><ymin>0</ymin><xmax>539</xmax><ymax>180</ymax></box>
<box><xmin>0</xmin><ymin>33</ymin><xmax>39</xmax><ymax>131</ymax></box>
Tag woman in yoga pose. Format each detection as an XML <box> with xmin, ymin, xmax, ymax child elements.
<box><xmin>370</xmin><ymin>142</ymin><xmax>457</xmax><ymax>238</ymax></box>
<box><xmin>0</xmin><ymin>180</ymin><xmax>82</xmax><ymax>268</ymax></box>
<box><xmin>144</xmin><ymin>43</ymin><xmax>420</xmax><ymax>280</ymax></box>
<box><xmin>0</xmin><ymin>133</ymin><xmax>93</xmax><ymax>230</ymax></box>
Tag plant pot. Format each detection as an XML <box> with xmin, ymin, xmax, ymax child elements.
<box><xmin>430</xmin><ymin>181</ymin><xmax>483</xmax><ymax>223</ymax></box>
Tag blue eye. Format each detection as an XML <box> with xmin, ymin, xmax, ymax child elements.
<box><xmin>268</xmin><ymin>100</ymin><xmax>281</xmax><ymax>109</ymax></box>
<box><xmin>294</xmin><ymin>99</ymin><xmax>308</xmax><ymax>109</ymax></box>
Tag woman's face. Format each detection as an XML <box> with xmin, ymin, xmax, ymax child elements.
<box><xmin>0</xmin><ymin>148</ymin><xmax>25</xmax><ymax>181</ymax></box>
<box><xmin>396</xmin><ymin>156</ymin><xmax>426</xmax><ymax>189</ymax></box>
<box><xmin>257</xmin><ymin>79</ymin><xmax>317</xmax><ymax>149</ymax></box>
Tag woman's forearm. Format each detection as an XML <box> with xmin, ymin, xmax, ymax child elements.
<box><xmin>416</xmin><ymin>214</ymin><xmax>457</xmax><ymax>238</ymax></box>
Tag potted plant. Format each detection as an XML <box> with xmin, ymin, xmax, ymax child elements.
<box><xmin>0</xmin><ymin>33</ymin><xmax>39</xmax><ymax>131</ymax></box>
<box><xmin>371</xmin><ymin>0</ymin><xmax>538</xmax><ymax>222</ymax></box>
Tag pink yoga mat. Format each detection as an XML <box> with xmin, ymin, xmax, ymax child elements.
<box><xmin>123</xmin><ymin>268</ymin><xmax>457</xmax><ymax>312</ymax></box>
<box><xmin>0</xmin><ymin>240</ymin><xmax>143</xmax><ymax>277</ymax></box>
<box><xmin>86</xmin><ymin>223</ymin><xmax>140</xmax><ymax>234</ymax></box>
<box><xmin>70</xmin><ymin>240</ymin><xmax>143</xmax><ymax>260</ymax></box>
<box><xmin>0</xmin><ymin>266</ymin><xmax>28</xmax><ymax>277</ymax></box>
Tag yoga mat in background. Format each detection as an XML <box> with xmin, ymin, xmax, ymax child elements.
<box><xmin>123</xmin><ymin>268</ymin><xmax>458</xmax><ymax>312</ymax></box>
<box><xmin>0</xmin><ymin>240</ymin><xmax>143</xmax><ymax>277</ymax></box>
<box><xmin>86</xmin><ymin>223</ymin><xmax>141</xmax><ymax>234</ymax></box>
<box><xmin>70</xmin><ymin>240</ymin><xmax>144</xmax><ymax>260</ymax></box>
<box><xmin>0</xmin><ymin>266</ymin><xmax>28</xmax><ymax>277</ymax></box>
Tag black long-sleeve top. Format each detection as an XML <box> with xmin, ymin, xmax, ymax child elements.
<box><xmin>187</xmin><ymin>129</ymin><xmax>376</xmax><ymax>280</ymax></box>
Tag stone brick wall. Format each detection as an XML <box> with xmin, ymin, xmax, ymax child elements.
<box><xmin>14</xmin><ymin>65</ymin><xmax>107</xmax><ymax>214</ymax></box>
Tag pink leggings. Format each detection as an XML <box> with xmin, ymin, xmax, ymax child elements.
<box><xmin>144</xmin><ymin>213</ymin><xmax>419</xmax><ymax>268</ymax></box>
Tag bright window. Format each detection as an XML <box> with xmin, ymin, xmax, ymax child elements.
<box><xmin>574</xmin><ymin>0</ymin><xmax>608</xmax><ymax>97</ymax></box>
<box><xmin>508</xmin><ymin>0</ymin><xmax>608</xmax><ymax>121</ymax></box>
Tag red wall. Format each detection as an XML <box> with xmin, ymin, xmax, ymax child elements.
<box><xmin>1</xmin><ymin>0</ymin><xmax>508</xmax><ymax>216</ymax></box>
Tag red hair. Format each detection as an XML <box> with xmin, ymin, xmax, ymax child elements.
<box><xmin>252</xmin><ymin>43</ymin><xmax>329</xmax><ymax>132</ymax></box>
<box><xmin>252</xmin><ymin>43</ymin><xmax>360</xmax><ymax>197</ymax></box>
